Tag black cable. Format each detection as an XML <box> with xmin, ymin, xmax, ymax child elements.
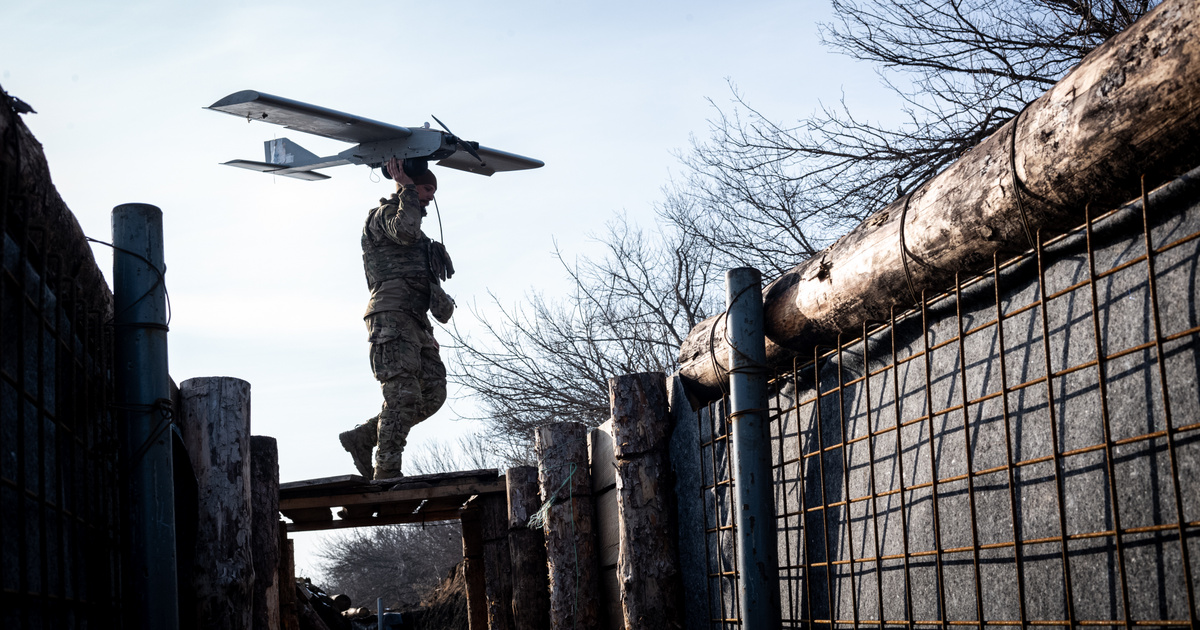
<box><xmin>85</xmin><ymin>236</ymin><xmax>172</xmax><ymax>328</ymax></box>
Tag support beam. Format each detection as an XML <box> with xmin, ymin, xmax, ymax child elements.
<box><xmin>179</xmin><ymin>377</ymin><xmax>254</xmax><ymax>630</ymax></box>
<box><xmin>726</xmin><ymin>268</ymin><xmax>781</xmax><ymax>629</ymax></box>
<box><xmin>461</xmin><ymin>502</ymin><xmax>488</xmax><ymax>630</ymax></box>
<box><xmin>251</xmin><ymin>436</ymin><xmax>281</xmax><ymax>630</ymax></box>
<box><xmin>506</xmin><ymin>466</ymin><xmax>551</xmax><ymax>630</ymax></box>
<box><xmin>482</xmin><ymin>493</ymin><xmax>515</xmax><ymax>630</ymax></box>
<box><xmin>280</xmin><ymin>524</ymin><xmax>299</xmax><ymax>630</ymax></box>
<box><xmin>536</xmin><ymin>422</ymin><xmax>602</xmax><ymax>629</ymax></box>
<box><xmin>678</xmin><ymin>0</ymin><xmax>1200</xmax><ymax>401</ymax></box>
<box><xmin>112</xmin><ymin>202</ymin><xmax>179</xmax><ymax>630</ymax></box>
<box><xmin>609</xmin><ymin>372</ymin><xmax>684</xmax><ymax>629</ymax></box>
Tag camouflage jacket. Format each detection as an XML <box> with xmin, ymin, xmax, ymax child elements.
<box><xmin>362</xmin><ymin>186</ymin><xmax>431</xmax><ymax>318</ymax></box>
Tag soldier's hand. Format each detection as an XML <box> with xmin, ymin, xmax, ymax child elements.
<box><xmin>387</xmin><ymin>157</ymin><xmax>414</xmax><ymax>186</ymax></box>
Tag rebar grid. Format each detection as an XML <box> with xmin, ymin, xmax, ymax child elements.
<box><xmin>699</xmin><ymin>187</ymin><xmax>1200</xmax><ymax>629</ymax></box>
<box><xmin>1</xmin><ymin>182</ymin><xmax>122</xmax><ymax>625</ymax></box>
<box><xmin>700</xmin><ymin>397</ymin><xmax>743</xmax><ymax>628</ymax></box>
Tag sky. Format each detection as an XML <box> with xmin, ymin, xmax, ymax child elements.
<box><xmin>2</xmin><ymin>0</ymin><xmax>894</xmax><ymax>578</ymax></box>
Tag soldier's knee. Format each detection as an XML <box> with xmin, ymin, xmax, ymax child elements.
<box><xmin>424</xmin><ymin>384</ymin><xmax>447</xmax><ymax>417</ymax></box>
<box><xmin>381</xmin><ymin>377</ymin><xmax>422</xmax><ymax>412</ymax></box>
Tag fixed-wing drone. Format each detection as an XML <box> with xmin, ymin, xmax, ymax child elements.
<box><xmin>206</xmin><ymin>90</ymin><xmax>544</xmax><ymax>181</ymax></box>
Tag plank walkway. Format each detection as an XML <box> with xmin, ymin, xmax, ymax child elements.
<box><xmin>279</xmin><ymin>469</ymin><xmax>505</xmax><ymax>532</ymax></box>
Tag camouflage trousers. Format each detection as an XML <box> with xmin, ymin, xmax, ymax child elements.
<box><xmin>356</xmin><ymin>310</ymin><xmax>446</xmax><ymax>479</ymax></box>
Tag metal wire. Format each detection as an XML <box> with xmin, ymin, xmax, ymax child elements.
<box><xmin>1</xmin><ymin>151</ymin><xmax>122</xmax><ymax>628</ymax></box>
<box><xmin>698</xmin><ymin>182</ymin><xmax>1200</xmax><ymax>628</ymax></box>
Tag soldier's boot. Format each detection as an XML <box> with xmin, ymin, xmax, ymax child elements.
<box><xmin>339</xmin><ymin>419</ymin><xmax>377</xmax><ymax>478</ymax></box>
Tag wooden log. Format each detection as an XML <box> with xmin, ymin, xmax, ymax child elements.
<box><xmin>609</xmin><ymin>373</ymin><xmax>684</xmax><ymax>629</ymax></box>
<box><xmin>179</xmin><ymin>377</ymin><xmax>254</xmax><ymax>630</ymax></box>
<box><xmin>279</xmin><ymin>525</ymin><xmax>300</xmax><ymax>630</ymax></box>
<box><xmin>506</xmin><ymin>466</ymin><xmax>551</xmax><ymax>630</ymax></box>
<box><xmin>536</xmin><ymin>422</ymin><xmax>602</xmax><ymax>629</ymax></box>
<box><xmin>294</xmin><ymin>584</ymin><xmax>332</xmax><ymax>630</ymax></box>
<box><xmin>461</xmin><ymin>502</ymin><xmax>488</xmax><ymax>630</ymax></box>
<box><xmin>678</xmin><ymin>0</ymin><xmax>1200</xmax><ymax>401</ymax></box>
<box><xmin>251</xmin><ymin>436</ymin><xmax>281</xmax><ymax>630</ymax></box>
<box><xmin>482</xmin><ymin>492</ymin><xmax>515</xmax><ymax>630</ymax></box>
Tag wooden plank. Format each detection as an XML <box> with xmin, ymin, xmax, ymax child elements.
<box><xmin>279</xmin><ymin>469</ymin><xmax>501</xmax><ymax>499</ymax></box>
<box><xmin>280</xmin><ymin>507</ymin><xmax>332</xmax><ymax>524</ymax></box>
<box><xmin>461</xmin><ymin>500</ymin><xmax>488</xmax><ymax>630</ymax></box>
<box><xmin>278</xmin><ymin>474</ymin><xmax>368</xmax><ymax>493</ymax></box>
<box><xmin>481</xmin><ymin>493</ymin><xmax>514</xmax><ymax>630</ymax></box>
<box><xmin>588</xmin><ymin>420</ymin><xmax>617</xmax><ymax>491</ymax></box>
<box><xmin>336</xmin><ymin>505</ymin><xmax>376</xmax><ymax>519</ymax></box>
<box><xmin>376</xmin><ymin>500</ymin><xmax>424</xmax><ymax>517</ymax></box>
<box><xmin>417</xmin><ymin>496</ymin><xmax>472</xmax><ymax>513</ymax></box>
<box><xmin>381</xmin><ymin>469</ymin><xmax>501</xmax><ymax>486</ymax></box>
<box><xmin>594</xmin><ymin>488</ymin><xmax>619</xmax><ymax>568</ymax></box>
<box><xmin>600</xmin><ymin>568</ymin><xmax>622</xmax><ymax>630</ymax></box>
<box><xmin>279</xmin><ymin>477</ymin><xmax>505</xmax><ymax>511</ymax></box>
<box><xmin>287</xmin><ymin>508</ymin><xmax>464</xmax><ymax>532</ymax></box>
<box><xmin>589</xmin><ymin>421</ymin><xmax>620</xmax><ymax>570</ymax></box>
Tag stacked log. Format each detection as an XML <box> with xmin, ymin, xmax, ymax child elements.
<box><xmin>678</xmin><ymin>0</ymin><xmax>1200</xmax><ymax>401</ymax></box>
<box><xmin>460</xmin><ymin>502</ymin><xmax>488</xmax><ymax>630</ymax></box>
<box><xmin>178</xmin><ymin>377</ymin><xmax>254</xmax><ymax>630</ymax></box>
<box><xmin>506</xmin><ymin>466</ymin><xmax>551</xmax><ymax>630</ymax></box>
<box><xmin>609</xmin><ymin>373</ymin><xmax>683</xmax><ymax>629</ymax></box>
<box><xmin>481</xmin><ymin>493</ymin><xmax>515</xmax><ymax>630</ymax></box>
<box><xmin>251</xmin><ymin>436</ymin><xmax>281</xmax><ymax>630</ymax></box>
<box><xmin>536</xmin><ymin>422</ymin><xmax>602</xmax><ymax>628</ymax></box>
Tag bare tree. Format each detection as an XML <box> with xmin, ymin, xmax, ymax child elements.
<box><xmin>671</xmin><ymin>0</ymin><xmax>1158</xmax><ymax>275</ymax></box>
<box><xmin>405</xmin><ymin>429</ymin><xmax>530</xmax><ymax>475</ymax></box>
<box><xmin>446</xmin><ymin>212</ymin><xmax>720</xmax><ymax>449</ymax></box>
<box><xmin>449</xmin><ymin>0</ymin><xmax>1157</xmax><ymax>447</ymax></box>
<box><xmin>317</xmin><ymin>522</ymin><xmax>463</xmax><ymax>610</ymax></box>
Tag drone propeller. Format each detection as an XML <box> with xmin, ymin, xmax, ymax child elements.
<box><xmin>431</xmin><ymin>115</ymin><xmax>486</xmax><ymax>167</ymax></box>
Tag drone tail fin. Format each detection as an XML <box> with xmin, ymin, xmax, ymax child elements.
<box><xmin>264</xmin><ymin>137</ymin><xmax>320</xmax><ymax>167</ymax></box>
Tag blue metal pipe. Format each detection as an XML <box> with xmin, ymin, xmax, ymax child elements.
<box><xmin>113</xmin><ymin>203</ymin><xmax>179</xmax><ymax>629</ymax></box>
<box><xmin>726</xmin><ymin>267</ymin><xmax>782</xmax><ymax>628</ymax></box>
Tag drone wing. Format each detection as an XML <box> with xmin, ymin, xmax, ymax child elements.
<box><xmin>437</xmin><ymin>145</ymin><xmax>545</xmax><ymax>176</ymax></box>
<box><xmin>207</xmin><ymin>90</ymin><xmax>412</xmax><ymax>144</ymax></box>
<box><xmin>222</xmin><ymin>160</ymin><xmax>333</xmax><ymax>181</ymax></box>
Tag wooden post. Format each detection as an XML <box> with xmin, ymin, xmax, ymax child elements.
<box><xmin>609</xmin><ymin>373</ymin><xmax>684</xmax><ymax>629</ymax></box>
<box><xmin>179</xmin><ymin>377</ymin><xmax>254</xmax><ymax>630</ymax></box>
<box><xmin>482</xmin><ymin>492</ymin><xmax>515</xmax><ymax>630</ymax></box>
<box><xmin>536</xmin><ymin>422</ymin><xmax>602</xmax><ymax>629</ymax></box>
<box><xmin>677</xmin><ymin>0</ymin><xmax>1200</xmax><ymax>401</ymax></box>
<box><xmin>251</xmin><ymin>436</ymin><xmax>281</xmax><ymax>630</ymax></box>
<box><xmin>588</xmin><ymin>423</ymin><xmax>622</xmax><ymax>630</ymax></box>
<box><xmin>461</xmin><ymin>501</ymin><xmax>488</xmax><ymax>630</ymax></box>
<box><xmin>506</xmin><ymin>466</ymin><xmax>551</xmax><ymax>630</ymax></box>
<box><xmin>279</xmin><ymin>524</ymin><xmax>299</xmax><ymax>630</ymax></box>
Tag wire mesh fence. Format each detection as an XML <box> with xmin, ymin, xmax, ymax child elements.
<box><xmin>697</xmin><ymin>179</ymin><xmax>1200</xmax><ymax>628</ymax></box>
<box><xmin>1</xmin><ymin>133</ymin><xmax>123</xmax><ymax>627</ymax></box>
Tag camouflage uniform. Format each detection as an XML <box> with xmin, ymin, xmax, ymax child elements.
<box><xmin>342</xmin><ymin>186</ymin><xmax>453</xmax><ymax>480</ymax></box>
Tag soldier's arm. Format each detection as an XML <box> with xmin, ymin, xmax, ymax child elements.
<box><xmin>374</xmin><ymin>157</ymin><xmax>424</xmax><ymax>244</ymax></box>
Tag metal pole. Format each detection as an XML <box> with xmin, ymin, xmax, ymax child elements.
<box><xmin>726</xmin><ymin>267</ymin><xmax>781</xmax><ymax>628</ymax></box>
<box><xmin>113</xmin><ymin>203</ymin><xmax>179</xmax><ymax>629</ymax></box>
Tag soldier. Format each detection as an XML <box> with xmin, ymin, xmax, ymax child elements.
<box><xmin>339</xmin><ymin>156</ymin><xmax>455</xmax><ymax>480</ymax></box>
